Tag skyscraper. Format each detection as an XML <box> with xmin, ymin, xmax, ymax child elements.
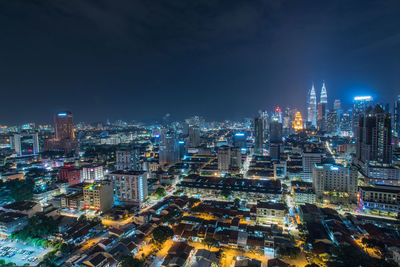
<box><xmin>352</xmin><ymin>96</ymin><xmax>373</xmax><ymax>137</ymax></box>
<box><xmin>307</xmin><ymin>84</ymin><xmax>317</xmax><ymax>128</ymax></box>
<box><xmin>159</xmin><ymin>130</ymin><xmax>179</xmax><ymax>165</ymax></box>
<box><xmin>188</xmin><ymin>125</ymin><xmax>201</xmax><ymax>147</ymax></box>
<box><xmin>54</xmin><ymin>111</ymin><xmax>75</xmax><ymax>140</ymax></box>
<box><xmin>292</xmin><ymin>111</ymin><xmax>304</xmax><ymax>132</ymax></box>
<box><xmin>44</xmin><ymin>111</ymin><xmax>78</xmax><ymax>153</ymax></box>
<box><xmin>320</xmin><ymin>82</ymin><xmax>327</xmax><ymax>105</ymax></box>
<box><xmin>394</xmin><ymin>95</ymin><xmax>400</xmax><ymax>137</ymax></box>
<box><xmin>333</xmin><ymin>99</ymin><xmax>342</xmax><ymax>111</ymax></box>
<box><xmin>254</xmin><ymin>118</ymin><xmax>264</xmax><ymax>155</ymax></box>
<box><xmin>357</xmin><ymin>105</ymin><xmax>392</xmax><ymax>166</ymax></box>
<box><xmin>317</xmin><ymin>102</ymin><xmax>327</xmax><ymax>131</ymax></box>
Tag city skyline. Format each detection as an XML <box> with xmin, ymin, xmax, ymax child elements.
<box><xmin>1</xmin><ymin>1</ymin><xmax>400</xmax><ymax>123</ymax></box>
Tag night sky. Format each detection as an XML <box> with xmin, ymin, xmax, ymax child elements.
<box><xmin>1</xmin><ymin>0</ymin><xmax>400</xmax><ymax>123</ymax></box>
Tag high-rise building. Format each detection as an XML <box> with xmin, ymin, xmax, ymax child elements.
<box><xmin>159</xmin><ymin>131</ymin><xmax>179</xmax><ymax>165</ymax></box>
<box><xmin>230</xmin><ymin>147</ymin><xmax>242</xmax><ymax>170</ymax></box>
<box><xmin>233</xmin><ymin>132</ymin><xmax>246</xmax><ymax>148</ymax></box>
<box><xmin>352</xmin><ymin>96</ymin><xmax>373</xmax><ymax>136</ymax></box>
<box><xmin>357</xmin><ymin>105</ymin><xmax>392</xmax><ymax>166</ymax></box>
<box><xmin>312</xmin><ymin>164</ymin><xmax>358</xmax><ymax>203</ymax></box>
<box><xmin>44</xmin><ymin>111</ymin><xmax>78</xmax><ymax>153</ymax></box>
<box><xmin>333</xmin><ymin>99</ymin><xmax>342</xmax><ymax>111</ymax></box>
<box><xmin>254</xmin><ymin>118</ymin><xmax>264</xmax><ymax>155</ymax></box>
<box><xmin>13</xmin><ymin>132</ymin><xmax>39</xmax><ymax>156</ymax></box>
<box><xmin>116</xmin><ymin>147</ymin><xmax>141</xmax><ymax>171</ymax></box>
<box><xmin>109</xmin><ymin>171</ymin><xmax>148</xmax><ymax>205</ymax></box>
<box><xmin>302</xmin><ymin>152</ymin><xmax>323</xmax><ymax>181</ymax></box>
<box><xmin>292</xmin><ymin>111</ymin><xmax>304</xmax><ymax>132</ymax></box>
<box><xmin>189</xmin><ymin>126</ymin><xmax>201</xmax><ymax>147</ymax></box>
<box><xmin>218</xmin><ymin>146</ymin><xmax>231</xmax><ymax>172</ymax></box>
<box><xmin>317</xmin><ymin>102</ymin><xmax>327</xmax><ymax>131</ymax></box>
<box><xmin>83</xmin><ymin>180</ymin><xmax>113</xmax><ymax>212</ymax></box>
<box><xmin>320</xmin><ymin>82</ymin><xmax>328</xmax><ymax>105</ymax></box>
<box><xmin>339</xmin><ymin>111</ymin><xmax>352</xmax><ymax>136</ymax></box>
<box><xmin>326</xmin><ymin>110</ymin><xmax>338</xmax><ymax>135</ymax></box>
<box><xmin>270</xmin><ymin>120</ymin><xmax>282</xmax><ymax>144</ymax></box>
<box><xmin>81</xmin><ymin>165</ymin><xmax>104</xmax><ymax>183</ymax></box>
<box><xmin>54</xmin><ymin>111</ymin><xmax>75</xmax><ymax>140</ymax></box>
<box><xmin>273</xmin><ymin>107</ymin><xmax>283</xmax><ymax>123</ymax></box>
<box><xmin>307</xmin><ymin>84</ymin><xmax>317</xmax><ymax>128</ymax></box>
<box><xmin>394</xmin><ymin>95</ymin><xmax>400</xmax><ymax>137</ymax></box>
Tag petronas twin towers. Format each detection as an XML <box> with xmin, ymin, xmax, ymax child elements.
<box><xmin>307</xmin><ymin>82</ymin><xmax>327</xmax><ymax>127</ymax></box>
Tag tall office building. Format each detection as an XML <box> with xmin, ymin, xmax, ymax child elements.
<box><xmin>326</xmin><ymin>110</ymin><xmax>338</xmax><ymax>135</ymax></box>
<box><xmin>54</xmin><ymin>111</ymin><xmax>75</xmax><ymax>140</ymax></box>
<box><xmin>317</xmin><ymin>102</ymin><xmax>327</xmax><ymax>131</ymax></box>
<box><xmin>218</xmin><ymin>146</ymin><xmax>231</xmax><ymax>172</ymax></box>
<box><xmin>270</xmin><ymin>120</ymin><xmax>282</xmax><ymax>144</ymax></box>
<box><xmin>109</xmin><ymin>171</ymin><xmax>148</xmax><ymax>205</ymax></box>
<box><xmin>273</xmin><ymin>107</ymin><xmax>283</xmax><ymax>124</ymax></box>
<box><xmin>339</xmin><ymin>111</ymin><xmax>352</xmax><ymax>136</ymax></box>
<box><xmin>188</xmin><ymin>126</ymin><xmax>201</xmax><ymax>147</ymax></box>
<box><xmin>352</xmin><ymin>96</ymin><xmax>373</xmax><ymax>136</ymax></box>
<box><xmin>230</xmin><ymin>147</ymin><xmax>242</xmax><ymax>170</ymax></box>
<box><xmin>44</xmin><ymin>111</ymin><xmax>78</xmax><ymax>153</ymax></box>
<box><xmin>333</xmin><ymin>99</ymin><xmax>342</xmax><ymax>111</ymax></box>
<box><xmin>320</xmin><ymin>82</ymin><xmax>328</xmax><ymax>105</ymax></box>
<box><xmin>270</xmin><ymin>120</ymin><xmax>282</xmax><ymax>161</ymax></box>
<box><xmin>116</xmin><ymin>147</ymin><xmax>141</xmax><ymax>171</ymax></box>
<box><xmin>233</xmin><ymin>132</ymin><xmax>246</xmax><ymax>148</ymax></box>
<box><xmin>159</xmin><ymin>131</ymin><xmax>179</xmax><ymax>165</ymax></box>
<box><xmin>394</xmin><ymin>95</ymin><xmax>400</xmax><ymax>137</ymax></box>
<box><xmin>312</xmin><ymin>164</ymin><xmax>358</xmax><ymax>203</ymax></box>
<box><xmin>357</xmin><ymin>105</ymin><xmax>392</xmax><ymax>166</ymax></box>
<box><xmin>13</xmin><ymin>132</ymin><xmax>39</xmax><ymax>156</ymax></box>
<box><xmin>254</xmin><ymin>118</ymin><xmax>264</xmax><ymax>155</ymax></box>
<box><xmin>307</xmin><ymin>84</ymin><xmax>317</xmax><ymax>128</ymax></box>
<box><xmin>302</xmin><ymin>152</ymin><xmax>323</xmax><ymax>181</ymax></box>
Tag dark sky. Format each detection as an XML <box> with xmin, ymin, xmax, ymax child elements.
<box><xmin>1</xmin><ymin>0</ymin><xmax>400</xmax><ymax>123</ymax></box>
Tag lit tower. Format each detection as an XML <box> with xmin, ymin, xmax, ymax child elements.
<box><xmin>320</xmin><ymin>82</ymin><xmax>328</xmax><ymax>104</ymax></box>
<box><xmin>307</xmin><ymin>84</ymin><xmax>317</xmax><ymax>127</ymax></box>
<box><xmin>292</xmin><ymin>111</ymin><xmax>304</xmax><ymax>132</ymax></box>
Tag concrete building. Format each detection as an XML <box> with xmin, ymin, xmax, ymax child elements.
<box><xmin>312</xmin><ymin>164</ymin><xmax>358</xmax><ymax>204</ymax></box>
<box><xmin>108</xmin><ymin>171</ymin><xmax>148</xmax><ymax>205</ymax></box>
<box><xmin>13</xmin><ymin>132</ymin><xmax>39</xmax><ymax>156</ymax></box>
<box><xmin>81</xmin><ymin>165</ymin><xmax>104</xmax><ymax>182</ymax></box>
<box><xmin>115</xmin><ymin>147</ymin><xmax>141</xmax><ymax>171</ymax></box>
<box><xmin>302</xmin><ymin>152</ymin><xmax>323</xmax><ymax>181</ymax></box>
<box><xmin>83</xmin><ymin>180</ymin><xmax>113</xmax><ymax>212</ymax></box>
<box><xmin>357</xmin><ymin>105</ymin><xmax>392</xmax><ymax>166</ymax></box>
<box><xmin>218</xmin><ymin>146</ymin><xmax>231</xmax><ymax>172</ymax></box>
<box><xmin>256</xmin><ymin>201</ymin><xmax>286</xmax><ymax>225</ymax></box>
<box><xmin>358</xmin><ymin>185</ymin><xmax>400</xmax><ymax>218</ymax></box>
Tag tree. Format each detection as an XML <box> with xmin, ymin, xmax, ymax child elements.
<box><xmin>154</xmin><ymin>187</ymin><xmax>166</xmax><ymax>199</ymax></box>
<box><xmin>221</xmin><ymin>189</ymin><xmax>231</xmax><ymax>199</ymax></box>
<box><xmin>7</xmin><ymin>179</ymin><xmax>34</xmax><ymax>201</ymax></box>
<box><xmin>327</xmin><ymin>245</ymin><xmax>397</xmax><ymax>267</ymax></box>
<box><xmin>151</xmin><ymin>226</ymin><xmax>174</xmax><ymax>246</ymax></box>
<box><xmin>203</xmin><ymin>237</ymin><xmax>218</xmax><ymax>249</ymax></box>
<box><xmin>120</xmin><ymin>256</ymin><xmax>143</xmax><ymax>267</ymax></box>
<box><xmin>12</xmin><ymin>214</ymin><xmax>59</xmax><ymax>242</ymax></box>
<box><xmin>277</xmin><ymin>246</ymin><xmax>300</xmax><ymax>259</ymax></box>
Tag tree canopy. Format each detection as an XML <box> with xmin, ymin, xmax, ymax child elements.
<box><xmin>151</xmin><ymin>226</ymin><xmax>174</xmax><ymax>245</ymax></box>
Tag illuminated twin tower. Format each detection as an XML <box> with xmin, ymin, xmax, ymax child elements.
<box><xmin>307</xmin><ymin>82</ymin><xmax>327</xmax><ymax>128</ymax></box>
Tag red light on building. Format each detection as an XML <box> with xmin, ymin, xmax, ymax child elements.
<box><xmin>85</xmin><ymin>205</ymin><xmax>90</xmax><ymax>209</ymax></box>
<box><xmin>275</xmin><ymin>107</ymin><xmax>281</xmax><ymax>112</ymax></box>
<box><xmin>95</xmin><ymin>206</ymin><xmax>100</xmax><ymax>210</ymax></box>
